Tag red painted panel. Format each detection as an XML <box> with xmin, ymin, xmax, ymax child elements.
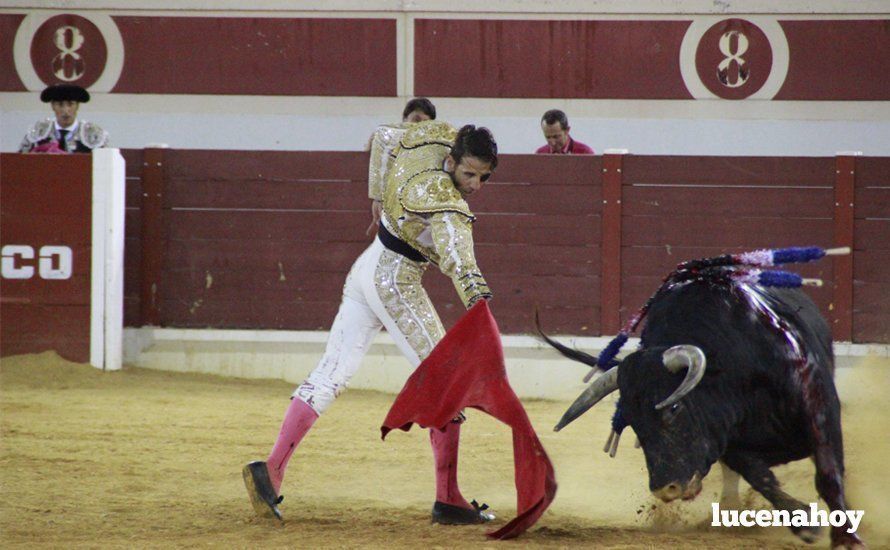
<box><xmin>600</xmin><ymin>153</ymin><xmax>624</xmax><ymax>334</ymax></box>
<box><xmin>163</xmin><ymin>238</ymin><xmax>593</xmax><ymax>279</ymax></box>
<box><xmin>166</xmin><ymin>239</ymin><xmax>366</xmax><ymax>274</ymax></box>
<box><xmin>112</xmin><ymin>17</ymin><xmax>396</xmax><ymax>96</ymax></box>
<box><xmin>162</xmin><ymin>271</ymin><xmax>346</xmax><ymax>313</ymax></box>
<box><xmin>0</xmin><ymin>14</ymin><xmax>26</xmax><ymax>91</ymax></box>
<box><xmin>414</xmin><ymin>19</ymin><xmax>691</xmax><ymax>99</ymax></box>
<box><xmin>425</xmin><ymin>274</ymin><xmax>599</xmax><ymax>334</ymax></box>
<box><xmin>1</xmin><ymin>212</ymin><xmax>93</xmax><ymax>243</ymax></box>
<box><xmin>159</xmin><ymin>297</ymin><xmax>340</xmax><ymax>330</ymax></box>
<box><xmin>493</xmin><ymin>154</ymin><xmax>602</xmax><ymax>187</ymax></box>
<box><xmin>832</xmin><ymin>155</ymin><xmax>855</xmax><ymax>341</ymax></box>
<box><xmin>465</xmin><ymin>183</ymin><xmax>598</xmax><ymax>215</ymax></box>
<box><xmin>161</xmin><ymin>268</ymin><xmax>596</xmax><ymax>310</ymax></box>
<box><xmin>854</xmin><ymin>313</ymin><xmax>890</xmax><ymax>343</ymax></box>
<box><xmin>158</xmin><ymin>296</ymin><xmax>598</xmax><ymax>334</ymax></box>
<box><xmin>853</xmin><ymin>248</ymin><xmax>890</xmax><ymax>344</ymax></box>
<box><xmin>622</xmin><ymin>215</ymin><xmax>833</xmax><ymax>248</ymax></box>
<box><xmin>623</xmin><ymin>156</ymin><xmax>835</xmax><ymax>187</ymax></box>
<box><xmin>0</xmin><ymin>154</ymin><xmax>92</xmax><ymax>361</ymax></box>
<box><xmin>475</xmin><ymin>214</ymin><xmax>600</xmax><ymax>246</ymax></box>
<box><xmin>855</xmin><ymin>188</ymin><xmax>890</xmax><ymax>219</ymax></box>
<box><xmin>623</xmin><ymin>246</ymin><xmax>834</xmax><ymax>280</ymax></box>
<box><xmin>123</xmin><ymin>297</ymin><xmax>140</xmax><ymax>327</ymax></box>
<box><xmin>165</xmin><ymin>150</ymin><xmax>369</xmax><ymax>181</ymax></box>
<box><xmin>624</xmin><ymin>186</ymin><xmax>833</xmax><ymax>218</ymax></box>
<box><xmin>120</xmin><ymin>148</ymin><xmax>144</xmax><ymax>207</ymax></box>
<box><xmin>165</xmin><ymin>209</ymin><xmax>596</xmax><ymax>247</ymax></box>
<box><xmin>166</xmin><ymin>210</ymin><xmax>369</xmax><ymax>243</ymax></box>
<box><xmin>854</xmin><ymin>249</ymin><xmax>890</xmax><ymax>283</ymax></box>
<box><xmin>2</xmin><ymin>271</ymin><xmax>90</xmax><ymax>305</ymax></box>
<box><xmin>854</xmin><ymin>283</ymin><xmax>890</xmax><ymax>313</ymax></box>
<box><xmin>0</xmin><ymin>305</ymin><xmax>91</xmax><ymax>359</ymax></box>
<box><xmin>122</xmin><ymin>147</ymin><xmax>143</xmax><ymax>325</ymax></box>
<box><xmin>777</xmin><ymin>20</ymin><xmax>890</xmax><ymax>100</ymax></box>
<box><xmin>166</xmin><ymin>179</ymin><xmax>368</xmax><ymax>211</ymax></box>
<box><xmin>477</xmin><ymin>243</ymin><xmax>599</xmax><ymax>277</ymax></box>
<box><xmin>855</xmin><ymin>219</ymin><xmax>890</xmax><ymax>250</ymax></box>
<box><xmin>501</xmin><ymin>305</ymin><xmax>600</xmax><ymax>335</ymax></box>
<box><xmin>856</xmin><ymin>157</ymin><xmax>890</xmax><ymax>188</ymax></box>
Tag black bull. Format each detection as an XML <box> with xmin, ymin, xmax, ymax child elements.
<box><xmin>540</xmin><ymin>280</ymin><xmax>864</xmax><ymax>548</ymax></box>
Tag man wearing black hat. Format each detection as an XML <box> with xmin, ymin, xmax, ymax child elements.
<box><xmin>19</xmin><ymin>84</ymin><xmax>109</xmax><ymax>154</ymax></box>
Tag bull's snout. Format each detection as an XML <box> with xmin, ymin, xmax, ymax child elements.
<box><xmin>653</xmin><ymin>482</ymin><xmax>683</xmax><ymax>502</ymax></box>
<box><xmin>652</xmin><ymin>473</ymin><xmax>702</xmax><ymax>502</ymax></box>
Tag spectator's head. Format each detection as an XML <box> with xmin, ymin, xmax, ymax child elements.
<box><xmin>41</xmin><ymin>84</ymin><xmax>90</xmax><ymax>128</ymax></box>
<box><xmin>447</xmin><ymin>125</ymin><xmax>498</xmax><ymax>198</ymax></box>
<box><xmin>541</xmin><ymin>109</ymin><xmax>571</xmax><ymax>153</ymax></box>
<box><xmin>402</xmin><ymin>97</ymin><xmax>436</xmax><ymax>123</ymax></box>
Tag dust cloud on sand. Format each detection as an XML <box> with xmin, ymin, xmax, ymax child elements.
<box><xmin>1</xmin><ymin>351</ymin><xmax>886</xmax><ymax>548</ymax></box>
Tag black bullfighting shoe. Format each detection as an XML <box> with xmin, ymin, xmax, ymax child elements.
<box><xmin>431</xmin><ymin>500</ymin><xmax>495</xmax><ymax>525</ymax></box>
<box><xmin>242</xmin><ymin>461</ymin><xmax>283</xmax><ymax>520</ymax></box>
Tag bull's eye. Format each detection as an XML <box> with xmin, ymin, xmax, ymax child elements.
<box><xmin>662</xmin><ymin>402</ymin><xmax>683</xmax><ymax>426</ymax></box>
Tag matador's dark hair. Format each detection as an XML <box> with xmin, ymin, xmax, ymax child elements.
<box><xmin>451</xmin><ymin>125</ymin><xmax>498</xmax><ymax>170</ymax></box>
<box><xmin>402</xmin><ymin>97</ymin><xmax>436</xmax><ymax>121</ymax></box>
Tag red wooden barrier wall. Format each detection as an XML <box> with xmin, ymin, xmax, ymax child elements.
<box><xmin>854</xmin><ymin>157</ymin><xmax>890</xmax><ymax>342</ymax></box>
<box><xmin>121</xmin><ymin>149</ymin><xmax>143</xmax><ymax>327</ymax></box>
<box><xmin>1</xmin><ymin>154</ymin><xmax>93</xmax><ymax>361</ymax></box>
<box><xmin>121</xmin><ymin>150</ymin><xmax>889</xmax><ymax>343</ymax></box>
<box><xmin>620</xmin><ymin>155</ymin><xmax>836</xmax><ymax>326</ymax></box>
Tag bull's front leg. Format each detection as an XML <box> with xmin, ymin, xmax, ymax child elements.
<box><xmin>719</xmin><ymin>461</ymin><xmax>742</xmax><ymax>509</ymax></box>
<box><xmin>721</xmin><ymin>451</ymin><xmax>821</xmax><ymax>544</ymax></box>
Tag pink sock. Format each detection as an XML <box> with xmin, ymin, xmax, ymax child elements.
<box><xmin>266</xmin><ymin>398</ymin><xmax>318</xmax><ymax>493</ymax></box>
<box><xmin>430</xmin><ymin>422</ymin><xmax>471</xmax><ymax>508</ymax></box>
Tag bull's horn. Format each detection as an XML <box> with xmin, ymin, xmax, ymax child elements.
<box><xmin>655</xmin><ymin>345</ymin><xmax>706</xmax><ymax>410</ymax></box>
<box><xmin>554</xmin><ymin>366</ymin><xmax>619</xmax><ymax>432</ymax></box>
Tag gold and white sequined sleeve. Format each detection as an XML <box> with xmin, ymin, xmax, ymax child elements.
<box><xmin>430</xmin><ymin>211</ymin><xmax>491</xmax><ymax>308</ymax></box>
<box><xmin>368</xmin><ymin>124</ymin><xmax>407</xmax><ymax>201</ymax></box>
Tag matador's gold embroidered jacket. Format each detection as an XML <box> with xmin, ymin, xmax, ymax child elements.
<box><xmin>368</xmin><ymin>120</ymin><xmax>492</xmax><ymax>308</ymax></box>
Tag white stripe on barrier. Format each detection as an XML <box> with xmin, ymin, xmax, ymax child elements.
<box><xmin>90</xmin><ymin>152</ymin><xmax>107</xmax><ymax>369</ymax></box>
<box><xmin>91</xmin><ymin>148</ymin><xmax>126</xmax><ymax>371</ymax></box>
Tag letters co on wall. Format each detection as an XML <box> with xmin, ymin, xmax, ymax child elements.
<box><xmin>1</xmin><ymin>12</ymin><xmax>887</xmax><ymax>99</ymax></box>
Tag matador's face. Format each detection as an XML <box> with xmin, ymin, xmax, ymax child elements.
<box><xmin>403</xmin><ymin>109</ymin><xmax>432</xmax><ymax>123</ymax></box>
<box><xmin>448</xmin><ymin>155</ymin><xmax>492</xmax><ymax>198</ymax></box>
<box><xmin>51</xmin><ymin>100</ymin><xmax>79</xmax><ymax>127</ymax></box>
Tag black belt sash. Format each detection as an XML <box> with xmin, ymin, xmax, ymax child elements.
<box><xmin>378</xmin><ymin>223</ymin><xmax>427</xmax><ymax>263</ymax></box>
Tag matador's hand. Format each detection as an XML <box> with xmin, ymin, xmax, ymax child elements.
<box><xmin>365</xmin><ymin>199</ymin><xmax>383</xmax><ymax>237</ymax></box>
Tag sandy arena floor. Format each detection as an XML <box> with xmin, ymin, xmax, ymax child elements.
<box><xmin>1</xmin><ymin>351</ymin><xmax>887</xmax><ymax>549</ymax></box>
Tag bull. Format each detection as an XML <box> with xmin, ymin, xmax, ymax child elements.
<box><xmin>540</xmin><ymin>254</ymin><xmax>864</xmax><ymax>549</ymax></box>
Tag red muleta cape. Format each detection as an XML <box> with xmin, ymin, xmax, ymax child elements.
<box><xmin>380</xmin><ymin>301</ymin><xmax>557</xmax><ymax>539</ymax></box>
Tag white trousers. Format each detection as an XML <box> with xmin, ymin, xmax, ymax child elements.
<box><xmin>294</xmin><ymin>237</ymin><xmax>446</xmax><ymax>414</ymax></box>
